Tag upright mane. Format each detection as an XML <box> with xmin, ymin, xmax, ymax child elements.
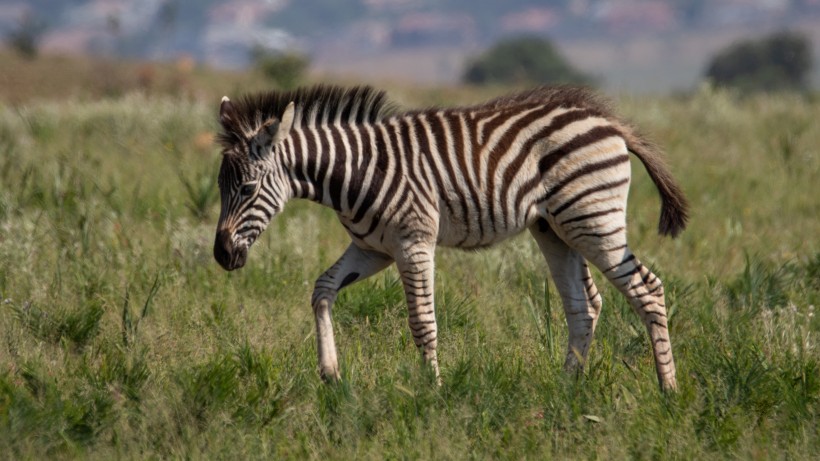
<box><xmin>218</xmin><ymin>84</ymin><xmax>396</xmax><ymax>148</ymax></box>
<box><xmin>474</xmin><ymin>85</ymin><xmax>614</xmax><ymax>115</ymax></box>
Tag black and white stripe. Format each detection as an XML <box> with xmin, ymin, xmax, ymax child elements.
<box><xmin>213</xmin><ymin>85</ymin><xmax>688</xmax><ymax>390</ymax></box>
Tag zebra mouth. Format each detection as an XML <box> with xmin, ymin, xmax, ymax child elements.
<box><xmin>214</xmin><ymin>231</ymin><xmax>250</xmax><ymax>271</ymax></box>
<box><xmin>228</xmin><ymin>245</ymin><xmax>248</xmax><ymax>270</ymax></box>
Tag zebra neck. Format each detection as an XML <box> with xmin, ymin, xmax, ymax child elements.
<box><xmin>284</xmin><ymin>124</ymin><xmax>369</xmax><ymax>215</ymax></box>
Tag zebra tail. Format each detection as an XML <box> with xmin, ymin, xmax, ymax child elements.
<box><xmin>617</xmin><ymin>123</ymin><xmax>689</xmax><ymax>238</ymax></box>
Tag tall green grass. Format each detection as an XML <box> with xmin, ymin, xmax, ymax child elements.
<box><xmin>0</xmin><ymin>88</ymin><xmax>818</xmax><ymax>459</ymax></box>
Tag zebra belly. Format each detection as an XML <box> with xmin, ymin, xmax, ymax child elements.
<box><xmin>435</xmin><ymin>193</ymin><xmax>538</xmax><ymax>250</ymax></box>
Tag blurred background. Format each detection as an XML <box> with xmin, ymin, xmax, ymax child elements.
<box><xmin>1</xmin><ymin>3</ymin><xmax>819</xmax><ymax>458</ymax></box>
<box><xmin>1</xmin><ymin>0</ymin><xmax>819</xmax><ymax>102</ymax></box>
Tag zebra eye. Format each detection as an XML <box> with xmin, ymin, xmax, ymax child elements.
<box><xmin>239</xmin><ymin>183</ymin><xmax>256</xmax><ymax>196</ymax></box>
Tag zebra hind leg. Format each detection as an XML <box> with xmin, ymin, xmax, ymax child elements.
<box><xmin>311</xmin><ymin>243</ymin><xmax>393</xmax><ymax>382</ymax></box>
<box><xmin>560</xmin><ymin>218</ymin><xmax>678</xmax><ymax>391</ymax></box>
<box><xmin>594</xmin><ymin>247</ymin><xmax>677</xmax><ymax>390</ymax></box>
<box><xmin>529</xmin><ymin>219</ymin><xmax>603</xmax><ymax>373</ymax></box>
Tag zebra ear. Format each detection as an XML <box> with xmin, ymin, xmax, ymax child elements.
<box><xmin>250</xmin><ymin>118</ymin><xmax>279</xmax><ymax>161</ymax></box>
<box><xmin>219</xmin><ymin>96</ymin><xmax>236</xmax><ymax>128</ymax></box>
<box><xmin>249</xmin><ymin>102</ymin><xmax>295</xmax><ymax>161</ymax></box>
<box><xmin>273</xmin><ymin>102</ymin><xmax>295</xmax><ymax>144</ymax></box>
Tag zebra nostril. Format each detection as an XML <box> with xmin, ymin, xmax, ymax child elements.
<box><xmin>214</xmin><ymin>230</ymin><xmax>234</xmax><ymax>270</ymax></box>
<box><xmin>233</xmin><ymin>246</ymin><xmax>248</xmax><ymax>269</ymax></box>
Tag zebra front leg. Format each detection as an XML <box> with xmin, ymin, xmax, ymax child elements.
<box><xmin>396</xmin><ymin>244</ymin><xmax>440</xmax><ymax>382</ymax></box>
<box><xmin>311</xmin><ymin>243</ymin><xmax>393</xmax><ymax>382</ymax></box>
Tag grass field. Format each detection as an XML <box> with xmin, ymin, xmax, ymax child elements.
<box><xmin>0</xmin><ymin>78</ymin><xmax>818</xmax><ymax>459</ymax></box>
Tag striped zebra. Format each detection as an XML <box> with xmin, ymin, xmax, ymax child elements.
<box><xmin>213</xmin><ymin>85</ymin><xmax>688</xmax><ymax>391</ymax></box>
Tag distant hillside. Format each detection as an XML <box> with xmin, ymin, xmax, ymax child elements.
<box><xmin>2</xmin><ymin>0</ymin><xmax>819</xmax><ymax>91</ymax></box>
<box><xmin>0</xmin><ymin>50</ymin><xmax>274</xmax><ymax>105</ymax></box>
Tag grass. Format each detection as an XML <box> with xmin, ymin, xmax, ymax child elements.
<box><xmin>0</xmin><ymin>80</ymin><xmax>818</xmax><ymax>459</ymax></box>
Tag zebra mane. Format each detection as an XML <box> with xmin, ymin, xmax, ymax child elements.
<box><xmin>474</xmin><ymin>85</ymin><xmax>614</xmax><ymax>116</ymax></box>
<box><xmin>218</xmin><ymin>84</ymin><xmax>395</xmax><ymax>148</ymax></box>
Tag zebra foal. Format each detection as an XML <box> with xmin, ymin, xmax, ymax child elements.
<box><xmin>213</xmin><ymin>85</ymin><xmax>688</xmax><ymax>391</ymax></box>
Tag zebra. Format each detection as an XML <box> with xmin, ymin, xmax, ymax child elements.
<box><xmin>213</xmin><ymin>84</ymin><xmax>688</xmax><ymax>391</ymax></box>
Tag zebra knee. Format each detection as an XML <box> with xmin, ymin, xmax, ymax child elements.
<box><xmin>630</xmin><ymin>276</ymin><xmax>670</xmax><ymax>327</ymax></box>
<box><xmin>411</xmin><ymin>326</ymin><xmax>437</xmax><ymax>347</ymax></box>
<box><xmin>644</xmin><ymin>273</ymin><xmax>665</xmax><ymax>299</ymax></box>
<box><xmin>636</xmin><ymin>267</ymin><xmax>666</xmax><ymax>305</ymax></box>
<box><xmin>564</xmin><ymin>304</ymin><xmax>597</xmax><ymax>341</ymax></box>
<box><xmin>581</xmin><ymin>275</ymin><xmax>603</xmax><ymax>314</ymax></box>
<box><xmin>311</xmin><ymin>277</ymin><xmax>337</xmax><ymax>308</ymax></box>
<box><xmin>590</xmin><ymin>291</ymin><xmax>603</xmax><ymax>314</ymax></box>
<box><xmin>564</xmin><ymin>301</ymin><xmax>598</xmax><ymax>320</ymax></box>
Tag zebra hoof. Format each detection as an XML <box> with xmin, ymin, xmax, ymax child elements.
<box><xmin>562</xmin><ymin>348</ymin><xmax>586</xmax><ymax>373</ymax></box>
<box><xmin>319</xmin><ymin>367</ymin><xmax>341</xmax><ymax>383</ymax></box>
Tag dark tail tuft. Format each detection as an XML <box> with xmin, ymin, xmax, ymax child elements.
<box><xmin>617</xmin><ymin>122</ymin><xmax>689</xmax><ymax>238</ymax></box>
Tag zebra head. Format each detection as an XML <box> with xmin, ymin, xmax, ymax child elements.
<box><xmin>213</xmin><ymin>96</ymin><xmax>295</xmax><ymax>271</ymax></box>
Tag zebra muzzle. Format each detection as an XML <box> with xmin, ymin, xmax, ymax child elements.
<box><xmin>214</xmin><ymin>230</ymin><xmax>248</xmax><ymax>271</ymax></box>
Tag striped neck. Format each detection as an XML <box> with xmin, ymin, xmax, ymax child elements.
<box><xmin>282</xmin><ymin>123</ymin><xmax>370</xmax><ymax>214</ymax></box>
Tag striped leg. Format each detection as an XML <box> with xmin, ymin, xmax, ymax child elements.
<box><xmin>311</xmin><ymin>243</ymin><xmax>393</xmax><ymax>382</ymax></box>
<box><xmin>544</xmin><ymin>146</ymin><xmax>678</xmax><ymax>392</ymax></box>
<box><xmin>591</xmin><ymin>247</ymin><xmax>677</xmax><ymax>390</ymax></box>
<box><xmin>564</xmin><ymin>218</ymin><xmax>678</xmax><ymax>391</ymax></box>
<box><xmin>529</xmin><ymin>220</ymin><xmax>603</xmax><ymax>372</ymax></box>
<box><xmin>396</xmin><ymin>244</ymin><xmax>440</xmax><ymax>381</ymax></box>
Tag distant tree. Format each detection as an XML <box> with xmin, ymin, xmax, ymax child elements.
<box><xmin>705</xmin><ymin>31</ymin><xmax>813</xmax><ymax>93</ymax></box>
<box><xmin>252</xmin><ymin>46</ymin><xmax>310</xmax><ymax>89</ymax></box>
<box><xmin>463</xmin><ymin>36</ymin><xmax>592</xmax><ymax>86</ymax></box>
<box><xmin>7</xmin><ymin>13</ymin><xmax>46</xmax><ymax>59</ymax></box>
